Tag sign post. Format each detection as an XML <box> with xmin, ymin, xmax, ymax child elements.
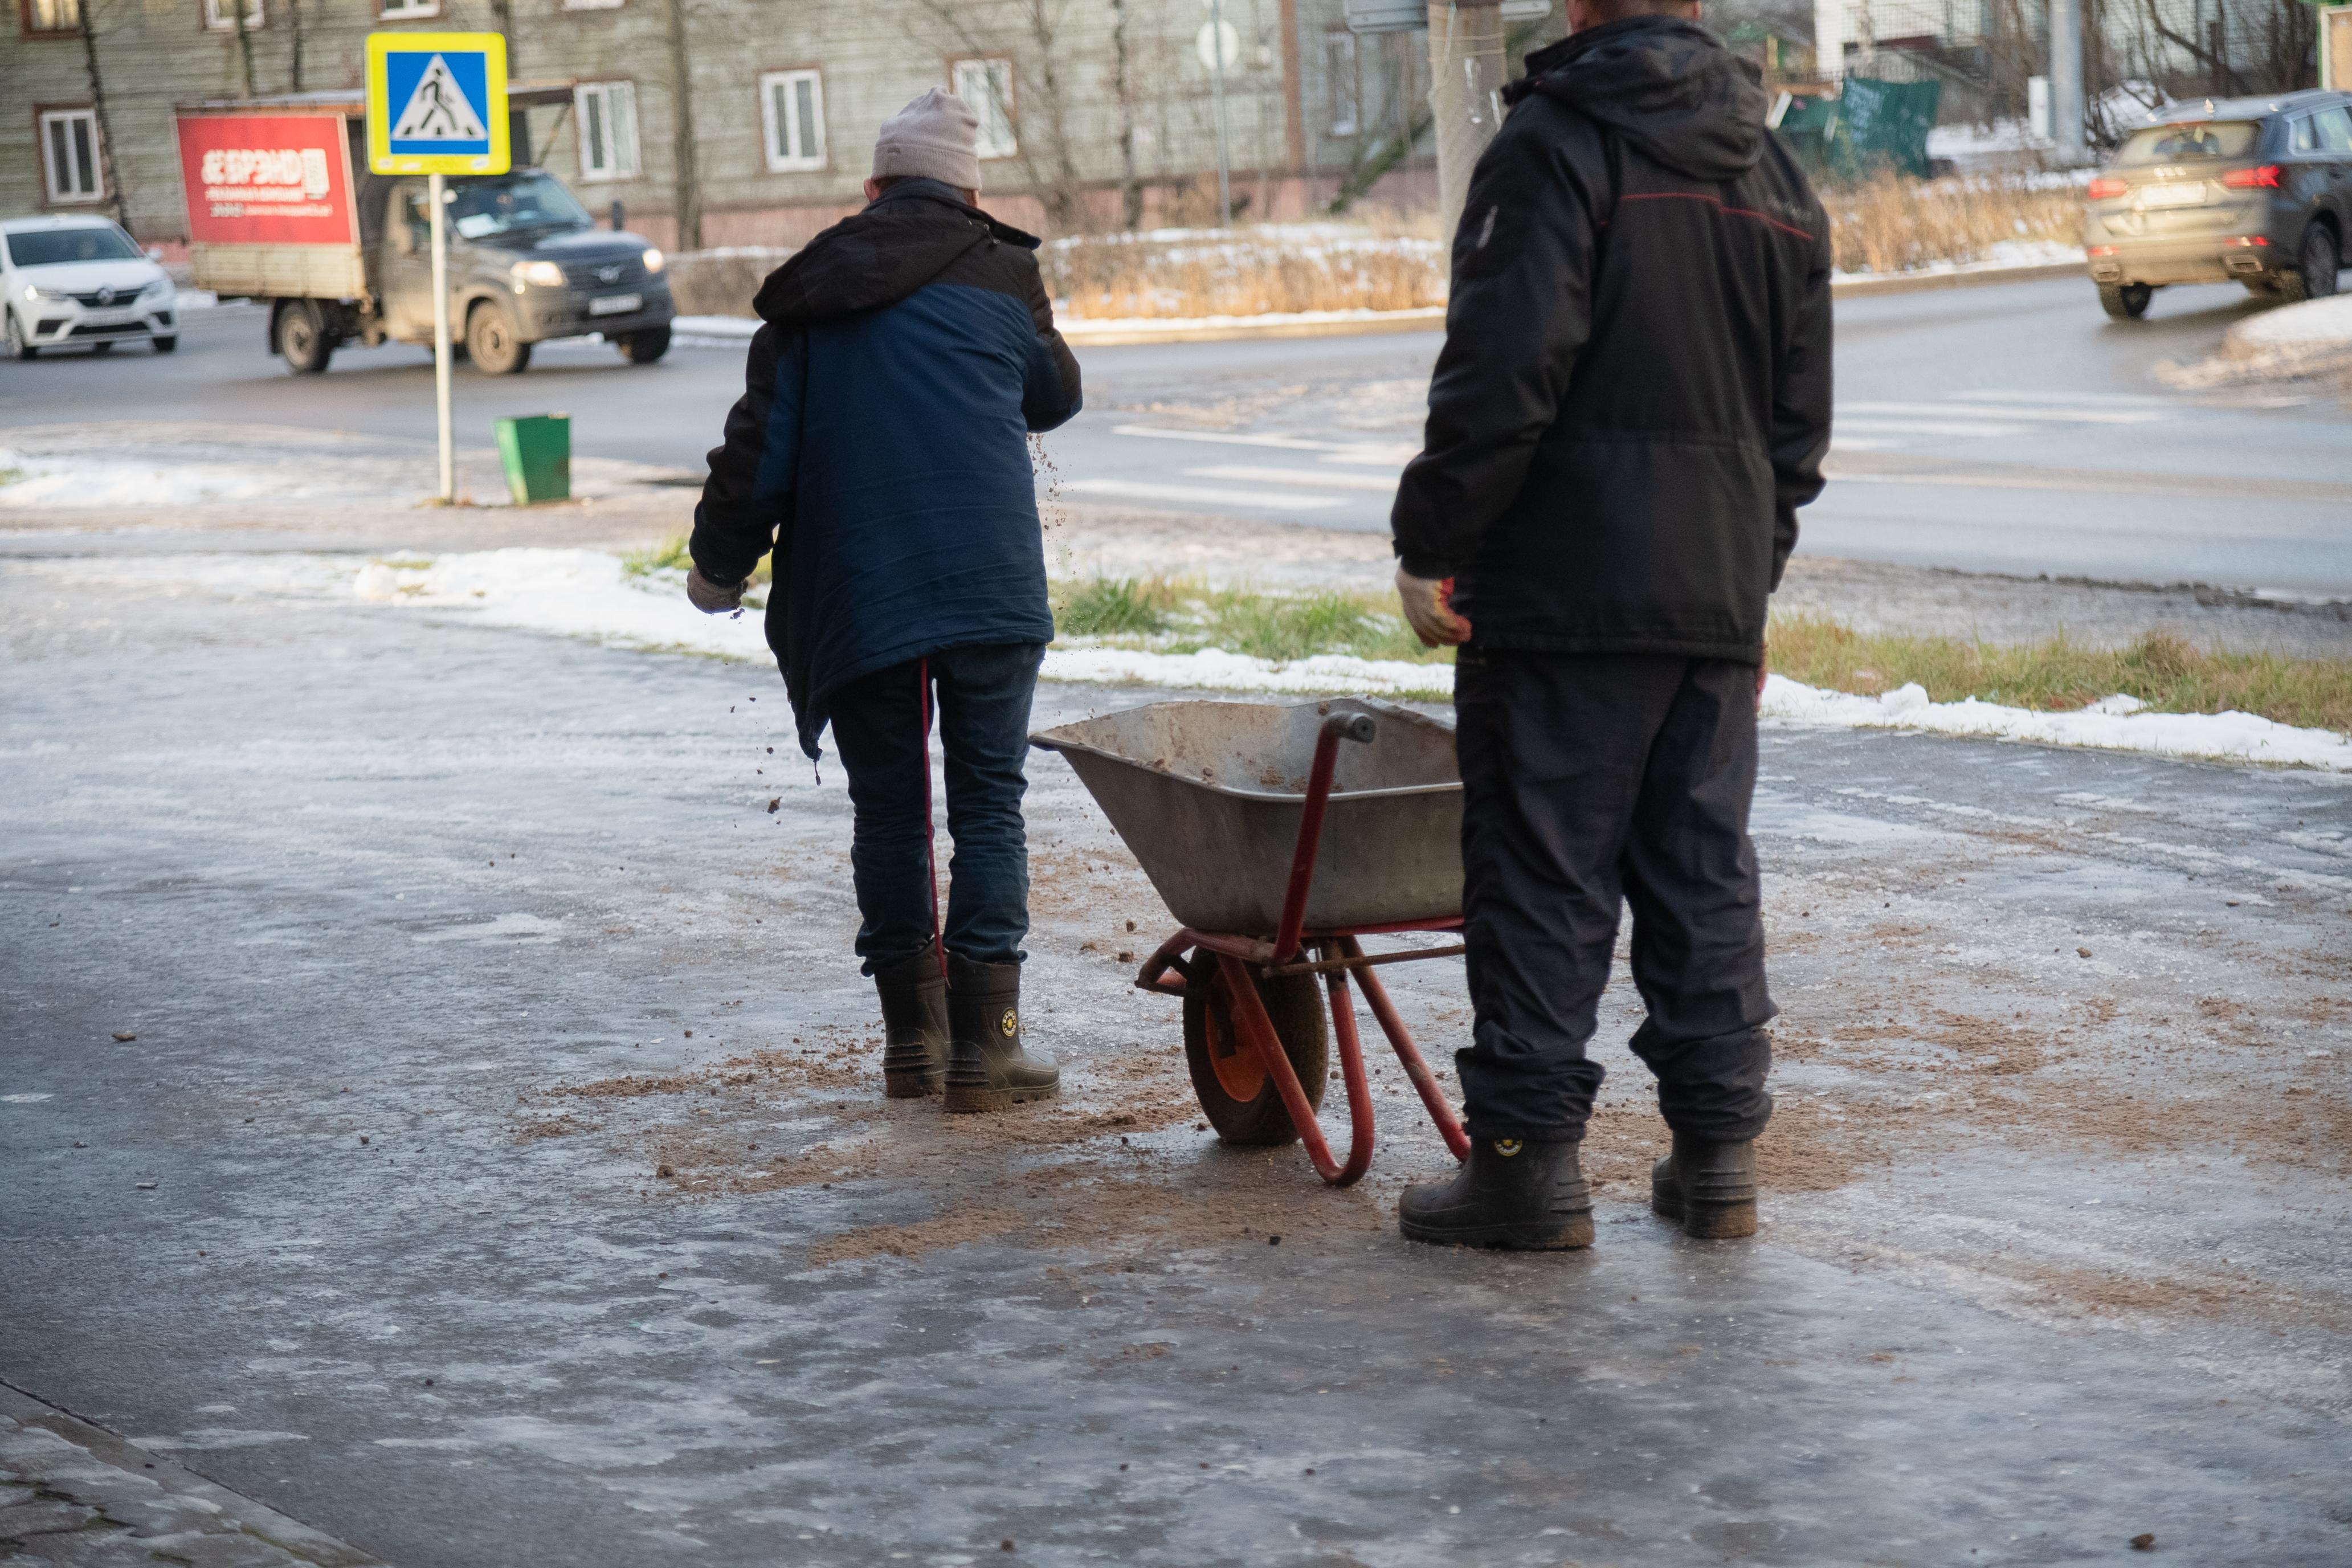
<box><xmin>364</xmin><ymin>32</ymin><xmax>509</xmax><ymax>504</ymax></box>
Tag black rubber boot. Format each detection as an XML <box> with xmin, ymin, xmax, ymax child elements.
<box><xmin>942</xmin><ymin>954</ymin><xmax>1059</xmax><ymax>1112</ymax></box>
<box><xmin>873</xmin><ymin>949</ymin><xmax>949</xmax><ymax>1099</ymax></box>
<box><xmin>1398</xmin><ymin>1137</ymin><xmax>1594</xmax><ymax>1250</ymax></box>
<box><xmin>1650</xmin><ymin>1133</ymin><xmax>1759</xmax><ymax>1239</ymax></box>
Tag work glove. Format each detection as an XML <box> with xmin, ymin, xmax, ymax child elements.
<box><xmin>1395</xmin><ymin>565</ymin><xmax>1471</xmax><ymax>648</ymax></box>
<box><xmin>686</xmin><ymin>566</ymin><xmax>746</xmax><ymax>615</ymax></box>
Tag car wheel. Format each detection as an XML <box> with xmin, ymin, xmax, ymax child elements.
<box><xmin>465</xmin><ymin>302</ymin><xmax>530</xmax><ymax>374</ymax></box>
<box><xmin>277</xmin><ymin>300</ymin><xmax>334</xmax><ymax>374</ymax></box>
<box><xmin>152</xmin><ymin>336</ymin><xmax>178</xmax><ymax>354</ymax></box>
<box><xmin>2097</xmin><ymin>282</ymin><xmax>2153</xmax><ymax>320</ymax></box>
<box><xmin>616</xmin><ymin>325</ymin><xmax>671</xmax><ymax>365</ymax></box>
<box><xmin>2277</xmin><ymin>223</ymin><xmax>2340</xmax><ymax>304</ymax></box>
<box><xmin>4</xmin><ymin>311</ymin><xmax>35</xmax><ymax>361</ymax></box>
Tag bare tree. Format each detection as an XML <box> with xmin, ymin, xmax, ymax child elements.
<box><xmin>909</xmin><ymin>0</ymin><xmax>1092</xmax><ymax>232</ymax></box>
<box><xmin>77</xmin><ymin>0</ymin><xmax>132</xmax><ymax>231</ymax></box>
<box><xmin>1109</xmin><ymin>0</ymin><xmax>1145</xmax><ymax>228</ymax></box>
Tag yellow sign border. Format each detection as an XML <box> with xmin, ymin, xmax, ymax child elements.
<box><xmin>365</xmin><ymin>31</ymin><xmax>511</xmax><ymax>176</ymax></box>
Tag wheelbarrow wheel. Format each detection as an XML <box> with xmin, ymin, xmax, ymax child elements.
<box><xmin>1183</xmin><ymin>957</ymin><xmax>1328</xmax><ymax>1146</ymax></box>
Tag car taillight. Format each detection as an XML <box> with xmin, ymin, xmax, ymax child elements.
<box><xmin>2086</xmin><ymin>175</ymin><xmax>2128</xmax><ymax>200</ymax></box>
<box><xmin>2220</xmin><ymin>164</ymin><xmax>2282</xmax><ymax>189</ymax></box>
<box><xmin>2087</xmin><ymin>244</ymin><xmax>2118</xmax><ymax>256</ymax></box>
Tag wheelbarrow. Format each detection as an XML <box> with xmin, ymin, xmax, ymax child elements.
<box><xmin>1030</xmin><ymin>697</ymin><xmax>1472</xmax><ymax>1187</ymax></box>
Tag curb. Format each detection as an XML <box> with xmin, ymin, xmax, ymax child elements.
<box><xmin>675</xmin><ymin>262</ymin><xmax>2091</xmax><ymax>350</ymax></box>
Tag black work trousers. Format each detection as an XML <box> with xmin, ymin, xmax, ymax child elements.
<box><xmin>1453</xmin><ymin>650</ymin><xmax>1774</xmax><ymax>1144</ymax></box>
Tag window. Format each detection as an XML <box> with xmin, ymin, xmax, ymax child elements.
<box><xmin>760</xmin><ymin>70</ymin><xmax>826</xmax><ymax>172</ymax></box>
<box><xmin>24</xmin><ymin>0</ymin><xmax>81</xmax><ymax>34</ymax></box>
<box><xmin>2313</xmin><ymin>107</ymin><xmax>2352</xmax><ymax>154</ymax></box>
<box><xmin>2116</xmin><ymin>121</ymin><xmax>2260</xmax><ymax>164</ymax></box>
<box><xmin>2290</xmin><ymin>115</ymin><xmax>2318</xmax><ymax>154</ymax></box>
<box><xmin>202</xmin><ymin>0</ymin><xmax>262</xmax><ymax>28</ymax></box>
<box><xmin>952</xmin><ymin>57</ymin><xmax>1016</xmax><ymax>160</ymax></box>
<box><xmin>562</xmin><ymin>0</ymin><xmax>624</xmax><ymax>11</ymax></box>
<box><xmin>574</xmin><ymin>81</ymin><xmax>639</xmax><ymax>181</ymax></box>
<box><xmin>376</xmin><ymin>0</ymin><xmax>439</xmax><ymax>17</ymax></box>
<box><xmin>1325</xmin><ymin>31</ymin><xmax>1359</xmax><ymax>136</ymax></box>
<box><xmin>39</xmin><ymin>109</ymin><xmax>103</xmax><ymax>203</ymax></box>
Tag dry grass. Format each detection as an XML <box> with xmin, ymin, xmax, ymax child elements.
<box><xmin>1770</xmin><ymin>615</ymin><xmax>2352</xmax><ymax>734</ymax></box>
<box><xmin>1820</xmin><ymin>170</ymin><xmax>2081</xmax><ymax>275</ymax></box>
<box><xmin>1041</xmin><ymin>226</ymin><xmax>1447</xmax><ymax>321</ymax></box>
<box><xmin>662</xmin><ymin>174</ymin><xmax>2080</xmax><ymax>321</ymax></box>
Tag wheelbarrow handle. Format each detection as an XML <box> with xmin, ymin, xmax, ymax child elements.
<box><xmin>1270</xmin><ymin>712</ymin><xmax>1377</xmax><ymax>963</ymax></box>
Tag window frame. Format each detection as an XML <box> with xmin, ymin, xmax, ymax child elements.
<box><xmin>758</xmin><ymin>67</ymin><xmax>829</xmax><ymax>174</ymax></box>
<box><xmin>35</xmin><ymin>105</ymin><xmax>105</xmax><ymax>205</ymax></box>
<box><xmin>949</xmin><ymin>55</ymin><xmax>1018</xmax><ymax>161</ymax></box>
<box><xmin>201</xmin><ymin>0</ymin><xmax>263</xmax><ymax>30</ymax></box>
<box><xmin>21</xmin><ymin>0</ymin><xmax>81</xmax><ymax>37</ymax></box>
<box><xmin>572</xmin><ymin>79</ymin><xmax>640</xmax><ymax>182</ymax></box>
<box><xmin>374</xmin><ymin>0</ymin><xmax>440</xmax><ymax>19</ymax></box>
<box><xmin>1324</xmin><ymin>30</ymin><xmax>1360</xmax><ymax>137</ymax></box>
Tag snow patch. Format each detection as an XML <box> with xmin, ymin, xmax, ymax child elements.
<box><xmin>338</xmin><ymin>550</ymin><xmax>2350</xmax><ymax>769</ymax></box>
<box><xmin>1762</xmin><ymin>676</ymin><xmax>2352</xmax><ymax>771</ymax></box>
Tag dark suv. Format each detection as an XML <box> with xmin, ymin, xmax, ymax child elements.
<box><xmin>2082</xmin><ymin>91</ymin><xmax>2351</xmax><ymax>319</ymax></box>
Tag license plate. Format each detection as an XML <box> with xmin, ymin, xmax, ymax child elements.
<box><xmin>2139</xmin><ymin>182</ymin><xmax>2208</xmax><ymax>208</ymax></box>
<box><xmin>588</xmin><ymin>293</ymin><xmax>642</xmax><ymax>317</ymax></box>
<box><xmin>83</xmin><ymin>309</ymin><xmax>136</xmax><ymax>324</ymax></box>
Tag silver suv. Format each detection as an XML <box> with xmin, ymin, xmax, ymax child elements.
<box><xmin>2082</xmin><ymin>91</ymin><xmax>2351</xmax><ymax>319</ymax></box>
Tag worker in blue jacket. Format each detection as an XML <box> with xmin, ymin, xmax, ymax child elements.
<box><xmin>685</xmin><ymin>88</ymin><xmax>1083</xmax><ymax>1114</ymax></box>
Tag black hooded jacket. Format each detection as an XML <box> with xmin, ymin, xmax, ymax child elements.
<box><xmin>1389</xmin><ymin>18</ymin><xmax>1832</xmax><ymax>662</ymax></box>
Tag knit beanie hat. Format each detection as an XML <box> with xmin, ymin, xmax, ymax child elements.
<box><xmin>872</xmin><ymin>88</ymin><xmax>982</xmax><ymax>193</ymax></box>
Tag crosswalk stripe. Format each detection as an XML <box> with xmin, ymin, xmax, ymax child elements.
<box><xmin>1060</xmin><ymin>478</ymin><xmax>1346</xmax><ymax>511</ymax></box>
<box><xmin>1951</xmin><ymin>389</ymin><xmax>2174</xmax><ymax>407</ymax></box>
<box><xmin>1110</xmin><ymin>424</ymin><xmax>1418</xmax><ymax>464</ymax></box>
<box><xmin>1841</xmin><ymin>400</ymin><xmax>2165</xmax><ymax>425</ymax></box>
<box><xmin>1186</xmin><ymin>464</ymin><xmax>1400</xmax><ymax>492</ymax></box>
<box><xmin>1832</xmin><ymin>416</ymin><xmax>2028</xmax><ymax>438</ymax></box>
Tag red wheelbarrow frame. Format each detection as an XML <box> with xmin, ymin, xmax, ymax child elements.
<box><xmin>1132</xmin><ymin>712</ymin><xmax>1472</xmax><ymax>1187</ymax></box>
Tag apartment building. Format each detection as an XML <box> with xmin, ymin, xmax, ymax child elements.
<box><xmin>3</xmin><ymin>0</ymin><xmax>1519</xmax><ymax>250</ymax></box>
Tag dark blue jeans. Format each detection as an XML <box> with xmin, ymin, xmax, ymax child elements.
<box><xmin>826</xmin><ymin>642</ymin><xmax>1044</xmax><ymax>975</ymax></box>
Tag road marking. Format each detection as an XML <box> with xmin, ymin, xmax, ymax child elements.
<box><xmin>1060</xmin><ymin>478</ymin><xmax>1346</xmax><ymax>511</ymax></box>
<box><xmin>1842</xmin><ymin>400</ymin><xmax>2166</xmax><ymax>425</ymax></box>
<box><xmin>1185</xmin><ymin>464</ymin><xmax>1400</xmax><ymax>492</ymax></box>
<box><xmin>1826</xmin><ymin>436</ymin><xmax>1901</xmax><ymax>451</ymax></box>
<box><xmin>1832</xmin><ymin>416</ymin><xmax>2030</xmax><ymax>438</ymax></box>
<box><xmin>1951</xmin><ymin>389</ymin><xmax>2175</xmax><ymax>407</ymax></box>
<box><xmin>1110</xmin><ymin>424</ymin><xmax>1418</xmax><ymax>463</ymax></box>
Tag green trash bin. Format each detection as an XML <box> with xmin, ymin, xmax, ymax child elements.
<box><xmin>495</xmin><ymin>414</ymin><xmax>571</xmax><ymax>505</ymax></box>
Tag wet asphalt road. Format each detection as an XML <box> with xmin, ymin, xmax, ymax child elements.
<box><xmin>4</xmin><ymin>275</ymin><xmax>2347</xmax><ymax>594</ymax></box>
<box><xmin>4</xmin><ymin>567</ymin><xmax>2349</xmax><ymax>1565</ymax></box>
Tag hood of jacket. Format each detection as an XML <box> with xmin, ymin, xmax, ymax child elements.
<box><xmin>1508</xmin><ymin>17</ymin><xmax>1767</xmax><ymax>183</ymax></box>
<box><xmin>753</xmin><ymin>178</ymin><xmax>1042</xmax><ymax>329</ymax></box>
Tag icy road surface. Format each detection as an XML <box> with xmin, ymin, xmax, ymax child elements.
<box><xmin>3</xmin><ymin>564</ymin><xmax>2349</xmax><ymax>1566</ymax></box>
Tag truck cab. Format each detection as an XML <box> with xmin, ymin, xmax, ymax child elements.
<box><xmin>367</xmin><ymin>168</ymin><xmax>672</xmax><ymax>374</ymax></box>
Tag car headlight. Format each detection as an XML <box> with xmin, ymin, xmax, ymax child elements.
<box><xmin>140</xmin><ymin>280</ymin><xmax>171</xmax><ymax>301</ymax></box>
<box><xmin>641</xmin><ymin>247</ymin><xmax>665</xmax><ymax>275</ymax></box>
<box><xmin>22</xmin><ymin>284</ymin><xmax>70</xmax><ymax>302</ymax></box>
<box><xmin>511</xmin><ymin>260</ymin><xmax>566</xmax><ymax>289</ymax></box>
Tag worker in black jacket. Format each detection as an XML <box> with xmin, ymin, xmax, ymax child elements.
<box><xmin>1389</xmin><ymin>0</ymin><xmax>1832</xmax><ymax>1249</ymax></box>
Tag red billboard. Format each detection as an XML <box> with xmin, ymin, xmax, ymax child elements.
<box><xmin>175</xmin><ymin>113</ymin><xmax>358</xmax><ymax>247</ymax></box>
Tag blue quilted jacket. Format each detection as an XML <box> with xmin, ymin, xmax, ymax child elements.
<box><xmin>689</xmin><ymin>178</ymin><xmax>1083</xmax><ymax>757</ymax></box>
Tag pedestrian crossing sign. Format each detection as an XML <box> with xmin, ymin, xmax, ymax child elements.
<box><xmin>365</xmin><ymin>32</ymin><xmax>509</xmax><ymax>175</ymax></box>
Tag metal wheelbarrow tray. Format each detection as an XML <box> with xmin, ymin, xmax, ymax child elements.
<box><xmin>1031</xmin><ymin>697</ymin><xmax>1473</xmax><ymax>1187</ymax></box>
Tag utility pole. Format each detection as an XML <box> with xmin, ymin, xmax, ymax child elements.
<box><xmin>665</xmin><ymin>0</ymin><xmax>703</xmax><ymax>250</ymax></box>
<box><xmin>1427</xmin><ymin>0</ymin><xmax>1507</xmax><ymax>250</ymax></box>
<box><xmin>2047</xmin><ymin>0</ymin><xmax>2087</xmax><ymax>165</ymax></box>
<box><xmin>1207</xmin><ymin>0</ymin><xmax>1234</xmax><ymax>226</ymax></box>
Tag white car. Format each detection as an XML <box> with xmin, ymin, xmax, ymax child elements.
<box><xmin>2</xmin><ymin>215</ymin><xmax>177</xmax><ymax>360</ymax></box>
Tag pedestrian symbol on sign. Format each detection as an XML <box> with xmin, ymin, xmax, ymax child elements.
<box><xmin>391</xmin><ymin>55</ymin><xmax>489</xmax><ymax>142</ymax></box>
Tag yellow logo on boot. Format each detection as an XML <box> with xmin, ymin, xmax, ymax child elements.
<box><xmin>998</xmin><ymin>1008</ymin><xmax>1019</xmax><ymax>1038</ymax></box>
<box><xmin>1492</xmin><ymin>1138</ymin><xmax>1523</xmax><ymax>1157</ymax></box>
